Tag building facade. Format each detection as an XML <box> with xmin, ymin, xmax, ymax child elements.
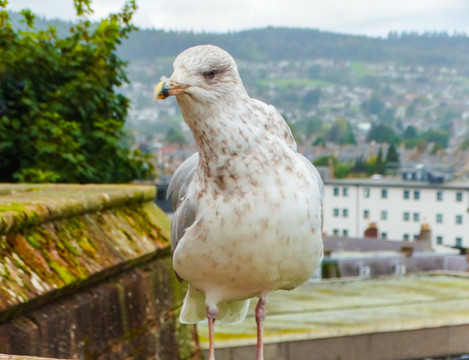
<box><xmin>323</xmin><ymin>178</ymin><xmax>469</xmax><ymax>248</ymax></box>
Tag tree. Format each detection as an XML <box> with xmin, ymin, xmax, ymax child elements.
<box><xmin>361</xmin><ymin>93</ymin><xmax>385</xmax><ymax>116</ymax></box>
<box><xmin>313</xmin><ymin>155</ymin><xmax>337</xmax><ymax>167</ymax></box>
<box><xmin>375</xmin><ymin>148</ymin><xmax>386</xmax><ymax>175</ymax></box>
<box><xmin>402</xmin><ymin>125</ymin><xmax>418</xmax><ymax>139</ymax></box>
<box><xmin>325</xmin><ymin>117</ymin><xmax>355</xmax><ymax>145</ymax></box>
<box><xmin>0</xmin><ymin>0</ymin><xmax>154</xmax><ymax>183</ymax></box>
<box><xmin>351</xmin><ymin>156</ymin><xmax>368</xmax><ymax>174</ymax></box>
<box><xmin>366</xmin><ymin>123</ymin><xmax>400</xmax><ymax>144</ymax></box>
<box><xmin>312</xmin><ymin>136</ymin><xmax>325</xmax><ymax>147</ymax></box>
<box><xmin>385</xmin><ymin>143</ymin><xmax>400</xmax><ymax>164</ymax></box>
<box><xmin>422</xmin><ymin>129</ymin><xmax>449</xmax><ymax>148</ymax></box>
<box><xmin>333</xmin><ymin>163</ymin><xmax>352</xmax><ymax>179</ymax></box>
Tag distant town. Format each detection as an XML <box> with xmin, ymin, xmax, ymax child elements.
<box><xmin>123</xmin><ymin>56</ymin><xmax>469</xmax><ymax>182</ymax></box>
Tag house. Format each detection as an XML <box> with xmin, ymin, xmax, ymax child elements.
<box><xmin>323</xmin><ymin>177</ymin><xmax>469</xmax><ymax>248</ymax></box>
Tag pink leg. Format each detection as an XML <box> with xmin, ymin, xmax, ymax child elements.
<box><xmin>207</xmin><ymin>307</ymin><xmax>218</xmax><ymax>360</ymax></box>
<box><xmin>255</xmin><ymin>296</ymin><xmax>267</xmax><ymax>360</ymax></box>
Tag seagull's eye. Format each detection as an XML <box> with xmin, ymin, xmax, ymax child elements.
<box><xmin>204</xmin><ymin>68</ymin><xmax>218</xmax><ymax>81</ymax></box>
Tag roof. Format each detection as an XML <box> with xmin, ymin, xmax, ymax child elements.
<box><xmin>197</xmin><ymin>273</ymin><xmax>469</xmax><ymax>349</ymax></box>
<box><xmin>324</xmin><ymin>178</ymin><xmax>469</xmax><ymax>190</ymax></box>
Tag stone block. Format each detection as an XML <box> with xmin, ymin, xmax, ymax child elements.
<box><xmin>0</xmin><ymin>317</ymin><xmax>41</xmax><ymax>356</ymax></box>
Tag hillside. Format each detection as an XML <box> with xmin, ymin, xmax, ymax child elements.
<box><xmin>9</xmin><ymin>11</ymin><xmax>469</xmax><ymax>68</ymax></box>
<box><xmin>123</xmin><ymin>27</ymin><xmax>469</xmax><ymax>68</ymax></box>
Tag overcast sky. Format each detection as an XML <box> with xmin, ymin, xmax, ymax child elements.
<box><xmin>7</xmin><ymin>0</ymin><xmax>469</xmax><ymax>37</ymax></box>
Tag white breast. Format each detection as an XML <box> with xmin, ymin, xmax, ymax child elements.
<box><xmin>172</xmin><ymin>147</ymin><xmax>323</xmax><ymax>305</ymax></box>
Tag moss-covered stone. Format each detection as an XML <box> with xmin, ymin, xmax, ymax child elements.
<box><xmin>0</xmin><ymin>184</ymin><xmax>200</xmax><ymax>359</ymax></box>
<box><xmin>0</xmin><ymin>184</ymin><xmax>156</xmax><ymax>235</ymax></box>
<box><xmin>0</xmin><ymin>184</ymin><xmax>169</xmax><ymax>322</ymax></box>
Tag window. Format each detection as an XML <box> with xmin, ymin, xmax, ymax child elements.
<box><xmin>414</xmin><ymin>190</ymin><xmax>420</xmax><ymax>200</ymax></box>
<box><xmin>381</xmin><ymin>189</ymin><xmax>388</xmax><ymax>198</ymax></box>
<box><xmin>413</xmin><ymin>234</ymin><xmax>420</xmax><ymax>241</ymax></box>
<box><xmin>413</xmin><ymin>213</ymin><xmax>420</xmax><ymax>222</ymax></box>
<box><xmin>333</xmin><ymin>187</ymin><xmax>339</xmax><ymax>196</ymax></box>
<box><xmin>403</xmin><ymin>212</ymin><xmax>410</xmax><ymax>221</ymax></box>
<box><xmin>343</xmin><ymin>229</ymin><xmax>349</xmax><ymax>236</ymax></box>
<box><xmin>333</xmin><ymin>229</ymin><xmax>339</xmax><ymax>235</ymax></box>
<box><xmin>381</xmin><ymin>210</ymin><xmax>388</xmax><ymax>220</ymax></box>
<box><xmin>436</xmin><ymin>236</ymin><xmax>443</xmax><ymax>245</ymax></box>
<box><xmin>456</xmin><ymin>192</ymin><xmax>463</xmax><ymax>202</ymax></box>
<box><xmin>403</xmin><ymin>234</ymin><xmax>410</xmax><ymax>241</ymax></box>
<box><xmin>343</xmin><ymin>209</ymin><xmax>349</xmax><ymax>217</ymax></box>
<box><xmin>363</xmin><ymin>187</ymin><xmax>370</xmax><ymax>198</ymax></box>
<box><xmin>403</xmin><ymin>190</ymin><xmax>410</xmax><ymax>199</ymax></box>
<box><xmin>456</xmin><ymin>215</ymin><xmax>463</xmax><ymax>224</ymax></box>
<box><xmin>436</xmin><ymin>214</ymin><xmax>443</xmax><ymax>223</ymax></box>
<box><xmin>363</xmin><ymin>209</ymin><xmax>370</xmax><ymax>219</ymax></box>
<box><xmin>333</xmin><ymin>208</ymin><xmax>339</xmax><ymax>217</ymax></box>
<box><xmin>456</xmin><ymin>238</ymin><xmax>463</xmax><ymax>247</ymax></box>
<box><xmin>381</xmin><ymin>232</ymin><xmax>387</xmax><ymax>239</ymax></box>
<box><xmin>436</xmin><ymin>191</ymin><xmax>443</xmax><ymax>201</ymax></box>
<box><xmin>343</xmin><ymin>187</ymin><xmax>349</xmax><ymax>197</ymax></box>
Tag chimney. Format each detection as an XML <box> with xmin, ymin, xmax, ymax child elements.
<box><xmin>364</xmin><ymin>222</ymin><xmax>378</xmax><ymax>238</ymax></box>
<box><xmin>418</xmin><ymin>222</ymin><xmax>433</xmax><ymax>252</ymax></box>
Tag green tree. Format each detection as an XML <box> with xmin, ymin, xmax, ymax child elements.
<box><xmin>385</xmin><ymin>143</ymin><xmax>400</xmax><ymax>164</ymax></box>
<box><xmin>351</xmin><ymin>156</ymin><xmax>368</xmax><ymax>174</ymax></box>
<box><xmin>312</xmin><ymin>136</ymin><xmax>325</xmax><ymax>147</ymax></box>
<box><xmin>325</xmin><ymin>117</ymin><xmax>355</xmax><ymax>145</ymax></box>
<box><xmin>361</xmin><ymin>93</ymin><xmax>385</xmax><ymax>116</ymax></box>
<box><xmin>313</xmin><ymin>155</ymin><xmax>337</xmax><ymax>167</ymax></box>
<box><xmin>366</xmin><ymin>123</ymin><xmax>400</xmax><ymax>144</ymax></box>
<box><xmin>375</xmin><ymin>148</ymin><xmax>386</xmax><ymax>175</ymax></box>
<box><xmin>422</xmin><ymin>129</ymin><xmax>449</xmax><ymax>148</ymax></box>
<box><xmin>0</xmin><ymin>0</ymin><xmax>153</xmax><ymax>183</ymax></box>
<box><xmin>402</xmin><ymin>125</ymin><xmax>418</xmax><ymax>139</ymax></box>
<box><xmin>333</xmin><ymin>163</ymin><xmax>352</xmax><ymax>179</ymax></box>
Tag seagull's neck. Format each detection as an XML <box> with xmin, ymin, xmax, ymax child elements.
<box><xmin>178</xmin><ymin>94</ymin><xmax>262</xmax><ymax>177</ymax></box>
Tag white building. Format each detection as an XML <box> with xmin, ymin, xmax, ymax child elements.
<box><xmin>323</xmin><ymin>178</ymin><xmax>469</xmax><ymax>248</ymax></box>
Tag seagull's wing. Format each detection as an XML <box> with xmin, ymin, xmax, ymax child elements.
<box><xmin>168</xmin><ymin>152</ymin><xmax>199</xmax><ymax>209</ymax></box>
<box><xmin>297</xmin><ymin>153</ymin><xmax>324</xmax><ymax>232</ymax></box>
<box><xmin>167</xmin><ymin>152</ymin><xmax>199</xmax><ymax>252</ymax></box>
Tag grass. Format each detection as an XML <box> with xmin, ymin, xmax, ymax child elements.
<box><xmin>350</xmin><ymin>61</ymin><xmax>378</xmax><ymax>78</ymax></box>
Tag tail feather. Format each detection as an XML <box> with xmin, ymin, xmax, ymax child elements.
<box><xmin>217</xmin><ymin>298</ymin><xmax>250</xmax><ymax>324</ymax></box>
<box><xmin>179</xmin><ymin>285</ymin><xmax>206</xmax><ymax>324</ymax></box>
<box><xmin>179</xmin><ymin>284</ymin><xmax>250</xmax><ymax>325</ymax></box>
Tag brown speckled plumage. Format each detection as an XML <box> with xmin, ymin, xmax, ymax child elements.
<box><xmin>155</xmin><ymin>45</ymin><xmax>324</xmax><ymax>360</ymax></box>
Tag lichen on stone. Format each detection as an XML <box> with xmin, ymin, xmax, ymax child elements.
<box><xmin>0</xmin><ymin>184</ymin><xmax>170</xmax><ymax>322</ymax></box>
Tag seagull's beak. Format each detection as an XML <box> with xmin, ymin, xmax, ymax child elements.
<box><xmin>153</xmin><ymin>79</ymin><xmax>190</xmax><ymax>100</ymax></box>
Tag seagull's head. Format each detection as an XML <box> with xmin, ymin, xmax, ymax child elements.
<box><xmin>153</xmin><ymin>45</ymin><xmax>247</xmax><ymax>105</ymax></box>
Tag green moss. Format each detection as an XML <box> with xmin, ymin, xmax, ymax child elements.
<box><xmin>0</xmin><ymin>259</ymin><xmax>12</xmax><ymax>281</ymax></box>
<box><xmin>0</xmin><ymin>202</ymin><xmax>43</xmax><ymax>235</ymax></box>
<box><xmin>24</xmin><ymin>231</ymin><xmax>43</xmax><ymax>249</ymax></box>
<box><xmin>121</xmin><ymin>229</ymin><xmax>135</xmax><ymax>243</ymax></box>
<box><xmin>114</xmin><ymin>205</ymin><xmax>156</xmax><ymax>238</ymax></box>
<box><xmin>54</xmin><ymin>217</ymin><xmax>98</xmax><ymax>260</ymax></box>
<box><xmin>49</xmin><ymin>261</ymin><xmax>77</xmax><ymax>284</ymax></box>
<box><xmin>0</xmin><ymin>185</ymin><xmax>175</xmax><ymax>325</ymax></box>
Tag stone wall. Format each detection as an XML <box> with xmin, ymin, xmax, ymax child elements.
<box><xmin>0</xmin><ymin>184</ymin><xmax>200</xmax><ymax>360</ymax></box>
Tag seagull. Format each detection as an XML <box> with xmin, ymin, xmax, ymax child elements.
<box><xmin>154</xmin><ymin>45</ymin><xmax>324</xmax><ymax>360</ymax></box>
